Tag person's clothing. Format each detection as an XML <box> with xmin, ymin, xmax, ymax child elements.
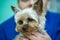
<box><xmin>0</xmin><ymin>16</ymin><xmax>19</xmax><ymax>40</ymax></box>
<box><xmin>45</xmin><ymin>11</ymin><xmax>60</xmax><ymax>40</ymax></box>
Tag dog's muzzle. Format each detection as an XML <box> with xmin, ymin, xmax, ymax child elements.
<box><xmin>22</xmin><ymin>25</ymin><xmax>27</xmax><ymax>31</ymax></box>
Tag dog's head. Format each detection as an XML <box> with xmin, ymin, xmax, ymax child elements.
<box><xmin>11</xmin><ymin>6</ymin><xmax>40</xmax><ymax>35</ymax></box>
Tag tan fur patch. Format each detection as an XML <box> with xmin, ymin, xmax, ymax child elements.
<box><xmin>16</xmin><ymin>17</ymin><xmax>40</xmax><ymax>36</ymax></box>
<box><xmin>33</xmin><ymin>0</ymin><xmax>43</xmax><ymax>14</ymax></box>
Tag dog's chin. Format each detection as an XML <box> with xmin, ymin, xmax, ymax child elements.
<box><xmin>20</xmin><ymin>30</ymin><xmax>39</xmax><ymax>36</ymax></box>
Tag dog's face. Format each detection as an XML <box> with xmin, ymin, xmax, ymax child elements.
<box><xmin>11</xmin><ymin>6</ymin><xmax>40</xmax><ymax>35</ymax></box>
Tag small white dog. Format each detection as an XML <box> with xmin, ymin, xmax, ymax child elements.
<box><xmin>11</xmin><ymin>6</ymin><xmax>46</xmax><ymax>40</ymax></box>
<box><xmin>11</xmin><ymin>0</ymin><xmax>49</xmax><ymax>40</ymax></box>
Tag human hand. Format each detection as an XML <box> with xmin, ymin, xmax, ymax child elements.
<box><xmin>27</xmin><ymin>32</ymin><xmax>51</xmax><ymax>40</ymax></box>
<box><xmin>20</xmin><ymin>31</ymin><xmax>51</xmax><ymax>40</ymax></box>
<box><xmin>19</xmin><ymin>37</ymin><xmax>29</xmax><ymax>40</ymax></box>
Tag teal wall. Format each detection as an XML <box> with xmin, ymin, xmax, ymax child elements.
<box><xmin>0</xmin><ymin>0</ymin><xmax>18</xmax><ymax>24</ymax></box>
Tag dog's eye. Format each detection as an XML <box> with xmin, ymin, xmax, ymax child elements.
<box><xmin>18</xmin><ymin>20</ymin><xmax>23</xmax><ymax>25</ymax></box>
<box><xmin>28</xmin><ymin>18</ymin><xmax>34</xmax><ymax>22</ymax></box>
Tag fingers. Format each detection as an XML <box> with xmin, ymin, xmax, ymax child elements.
<box><xmin>27</xmin><ymin>35</ymin><xmax>37</xmax><ymax>40</ymax></box>
<box><xmin>20</xmin><ymin>37</ymin><xmax>28</xmax><ymax>40</ymax></box>
<box><xmin>31</xmin><ymin>32</ymin><xmax>51</xmax><ymax>40</ymax></box>
<box><xmin>19</xmin><ymin>32</ymin><xmax>51</xmax><ymax>40</ymax></box>
<box><xmin>27</xmin><ymin>32</ymin><xmax>43</xmax><ymax>40</ymax></box>
<box><xmin>32</xmin><ymin>32</ymin><xmax>45</xmax><ymax>37</ymax></box>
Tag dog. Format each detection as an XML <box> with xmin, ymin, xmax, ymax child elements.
<box><xmin>11</xmin><ymin>6</ymin><xmax>46</xmax><ymax>40</ymax></box>
<box><xmin>11</xmin><ymin>0</ymin><xmax>49</xmax><ymax>40</ymax></box>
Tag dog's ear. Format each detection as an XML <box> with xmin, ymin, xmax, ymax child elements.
<box><xmin>32</xmin><ymin>0</ymin><xmax>37</xmax><ymax>4</ymax></box>
<box><xmin>11</xmin><ymin>6</ymin><xmax>20</xmax><ymax>13</ymax></box>
<box><xmin>33</xmin><ymin>0</ymin><xmax>43</xmax><ymax>15</ymax></box>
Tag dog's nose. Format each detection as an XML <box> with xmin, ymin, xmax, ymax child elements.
<box><xmin>22</xmin><ymin>25</ymin><xmax>27</xmax><ymax>31</ymax></box>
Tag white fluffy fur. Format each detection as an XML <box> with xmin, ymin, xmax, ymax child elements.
<box><xmin>13</xmin><ymin>8</ymin><xmax>46</xmax><ymax>40</ymax></box>
<box><xmin>15</xmin><ymin>8</ymin><xmax>38</xmax><ymax>23</ymax></box>
<box><xmin>12</xmin><ymin>0</ymin><xmax>50</xmax><ymax>39</ymax></box>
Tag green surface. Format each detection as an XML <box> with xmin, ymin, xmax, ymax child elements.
<box><xmin>0</xmin><ymin>0</ymin><xmax>18</xmax><ymax>24</ymax></box>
